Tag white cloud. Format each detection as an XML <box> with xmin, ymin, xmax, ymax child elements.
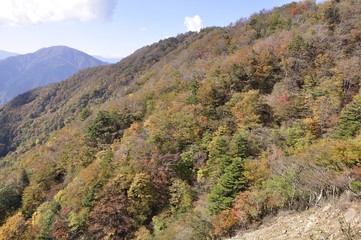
<box><xmin>140</xmin><ymin>27</ymin><xmax>147</xmax><ymax>31</ymax></box>
<box><xmin>0</xmin><ymin>0</ymin><xmax>118</xmax><ymax>26</ymax></box>
<box><xmin>184</xmin><ymin>15</ymin><xmax>203</xmax><ymax>32</ymax></box>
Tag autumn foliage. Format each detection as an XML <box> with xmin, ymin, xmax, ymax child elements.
<box><xmin>0</xmin><ymin>0</ymin><xmax>361</xmax><ymax>239</ymax></box>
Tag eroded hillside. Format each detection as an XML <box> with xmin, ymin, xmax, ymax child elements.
<box><xmin>231</xmin><ymin>194</ymin><xmax>361</xmax><ymax>240</ymax></box>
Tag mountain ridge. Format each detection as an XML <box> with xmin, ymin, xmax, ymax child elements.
<box><xmin>0</xmin><ymin>50</ymin><xmax>18</xmax><ymax>60</ymax></box>
<box><xmin>0</xmin><ymin>46</ymin><xmax>106</xmax><ymax>104</ymax></box>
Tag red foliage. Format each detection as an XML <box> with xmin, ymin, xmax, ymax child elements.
<box><xmin>277</xmin><ymin>91</ymin><xmax>292</xmax><ymax>105</ymax></box>
<box><xmin>52</xmin><ymin>220</ymin><xmax>70</xmax><ymax>240</ymax></box>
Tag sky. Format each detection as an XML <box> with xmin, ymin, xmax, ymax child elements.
<box><xmin>0</xmin><ymin>0</ymin><xmax>306</xmax><ymax>58</ymax></box>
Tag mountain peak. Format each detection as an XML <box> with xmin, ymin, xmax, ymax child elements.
<box><xmin>36</xmin><ymin>45</ymin><xmax>88</xmax><ymax>55</ymax></box>
<box><xmin>0</xmin><ymin>46</ymin><xmax>106</xmax><ymax>104</ymax></box>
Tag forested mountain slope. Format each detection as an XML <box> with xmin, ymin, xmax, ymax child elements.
<box><xmin>0</xmin><ymin>46</ymin><xmax>106</xmax><ymax>105</ymax></box>
<box><xmin>0</xmin><ymin>0</ymin><xmax>360</xmax><ymax>239</ymax></box>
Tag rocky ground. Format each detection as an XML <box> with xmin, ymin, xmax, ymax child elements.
<box><xmin>230</xmin><ymin>193</ymin><xmax>361</xmax><ymax>240</ymax></box>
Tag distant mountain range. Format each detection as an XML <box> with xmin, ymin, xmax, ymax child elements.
<box><xmin>0</xmin><ymin>46</ymin><xmax>106</xmax><ymax>104</ymax></box>
<box><xmin>0</xmin><ymin>50</ymin><xmax>18</xmax><ymax>59</ymax></box>
<box><xmin>93</xmin><ymin>55</ymin><xmax>122</xmax><ymax>64</ymax></box>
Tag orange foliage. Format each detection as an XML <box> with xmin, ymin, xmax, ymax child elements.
<box><xmin>212</xmin><ymin>209</ymin><xmax>238</xmax><ymax>237</ymax></box>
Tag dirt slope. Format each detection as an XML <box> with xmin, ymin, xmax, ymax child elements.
<box><xmin>231</xmin><ymin>194</ymin><xmax>361</xmax><ymax>240</ymax></box>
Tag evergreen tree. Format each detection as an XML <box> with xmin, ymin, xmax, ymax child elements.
<box><xmin>338</xmin><ymin>96</ymin><xmax>361</xmax><ymax>138</ymax></box>
<box><xmin>0</xmin><ymin>183</ymin><xmax>22</xmax><ymax>223</ymax></box>
<box><xmin>207</xmin><ymin>126</ymin><xmax>232</xmax><ymax>179</ymax></box>
<box><xmin>230</xmin><ymin>131</ymin><xmax>249</xmax><ymax>159</ymax></box>
<box><xmin>208</xmin><ymin>157</ymin><xmax>246</xmax><ymax>214</ymax></box>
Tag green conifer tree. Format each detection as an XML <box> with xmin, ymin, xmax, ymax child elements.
<box><xmin>208</xmin><ymin>157</ymin><xmax>246</xmax><ymax>214</ymax></box>
<box><xmin>338</xmin><ymin>96</ymin><xmax>361</xmax><ymax>138</ymax></box>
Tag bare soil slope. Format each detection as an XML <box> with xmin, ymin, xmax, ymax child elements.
<box><xmin>231</xmin><ymin>194</ymin><xmax>361</xmax><ymax>240</ymax></box>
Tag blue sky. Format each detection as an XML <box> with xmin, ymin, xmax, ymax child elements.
<box><xmin>0</xmin><ymin>0</ymin><xmax>302</xmax><ymax>58</ymax></box>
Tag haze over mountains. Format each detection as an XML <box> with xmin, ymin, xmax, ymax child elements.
<box><xmin>93</xmin><ymin>55</ymin><xmax>122</xmax><ymax>64</ymax></box>
<box><xmin>0</xmin><ymin>50</ymin><xmax>18</xmax><ymax>59</ymax></box>
<box><xmin>0</xmin><ymin>46</ymin><xmax>106</xmax><ymax>104</ymax></box>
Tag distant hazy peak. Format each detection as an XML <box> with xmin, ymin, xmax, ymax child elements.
<box><xmin>0</xmin><ymin>49</ymin><xmax>18</xmax><ymax>60</ymax></box>
<box><xmin>0</xmin><ymin>45</ymin><xmax>106</xmax><ymax>104</ymax></box>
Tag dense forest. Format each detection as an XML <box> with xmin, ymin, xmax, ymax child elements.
<box><xmin>0</xmin><ymin>0</ymin><xmax>360</xmax><ymax>239</ymax></box>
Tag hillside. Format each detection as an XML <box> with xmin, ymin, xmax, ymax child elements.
<box><xmin>231</xmin><ymin>193</ymin><xmax>361</xmax><ymax>239</ymax></box>
<box><xmin>0</xmin><ymin>46</ymin><xmax>106</xmax><ymax>104</ymax></box>
<box><xmin>0</xmin><ymin>0</ymin><xmax>360</xmax><ymax>239</ymax></box>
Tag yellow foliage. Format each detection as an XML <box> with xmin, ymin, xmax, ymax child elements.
<box><xmin>0</xmin><ymin>212</ymin><xmax>28</xmax><ymax>240</ymax></box>
<box><xmin>302</xmin><ymin>117</ymin><xmax>321</xmax><ymax>136</ymax></box>
<box><xmin>298</xmin><ymin>139</ymin><xmax>361</xmax><ymax>171</ymax></box>
<box><xmin>231</xmin><ymin>90</ymin><xmax>263</xmax><ymax>130</ymax></box>
<box><xmin>68</xmin><ymin>208</ymin><xmax>89</xmax><ymax>231</ymax></box>
<box><xmin>330</xmin><ymin>140</ymin><xmax>361</xmax><ymax>169</ymax></box>
<box><xmin>244</xmin><ymin>158</ymin><xmax>270</xmax><ymax>187</ymax></box>
<box><xmin>53</xmin><ymin>189</ymin><xmax>65</xmax><ymax>203</ymax></box>
<box><xmin>196</xmin><ymin>168</ymin><xmax>209</xmax><ymax>182</ymax></box>
<box><xmin>315</xmin><ymin>53</ymin><xmax>333</xmax><ymax>68</ymax></box>
<box><xmin>55</xmin><ymin>160</ymin><xmax>101</xmax><ymax>210</ymax></box>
